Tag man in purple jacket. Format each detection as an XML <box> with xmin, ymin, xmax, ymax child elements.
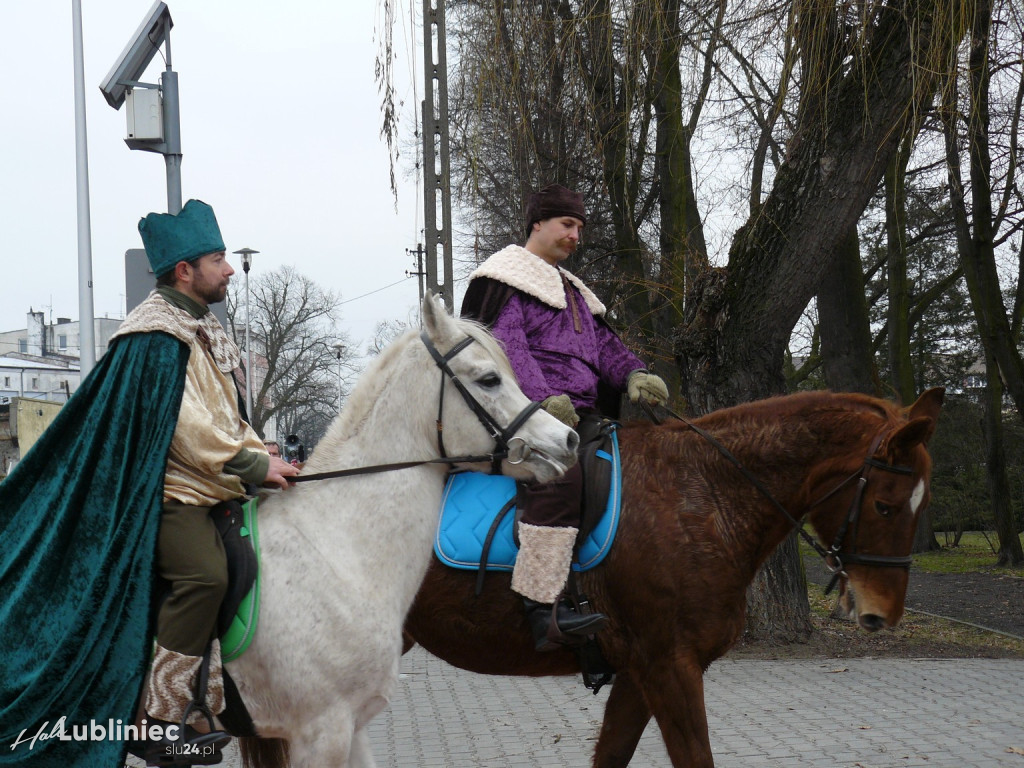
<box><xmin>462</xmin><ymin>184</ymin><xmax>668</xmax><ymax>650</ymax></box>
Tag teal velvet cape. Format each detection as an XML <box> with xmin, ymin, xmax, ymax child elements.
<box><xmin>0</xmin><ymin>331</ymin><xmax>189</xmax><ymax>767</ymax></box>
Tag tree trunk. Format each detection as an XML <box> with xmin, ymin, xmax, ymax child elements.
<box><xmin>678</xmin><ymin>0</ymin><xmax>969</xmax><ymax>408</ymax></box>
<box><xmin>818</xmin><ymin>226</ymin><xmax>878</xmax><ymax>395</ymax></box>
<box><xmin>945</xmin><ymin>0</ymin><xmax>1024</xmax><ymax>422</ymax></box>
<box><xmin>577</xmin><ymin>0</ymin><xmax>650</xmax><ymax>329</ymax></box>
<box><xmin>942</xmin><ymin>0</ymin><xmax>1023</xmax><ymax>565</ymax></box>
<box><xmin>980</xmin><ymin>348</ymin><xmax>1024</xmax><ymax>565</ymax></box>
<box><xmin>743</xmin><ymin>533</ymin><xmax>812</xmax><ymax>643</ymax></box>
<box><xmin>885</xmin><ymin>142</ymin><xmax>919</xmax><ymax>403</ymax></box>
<box><xmin>676</xmin><ymin>0</ymin><xmax>969</xmax><ymax>639</ymax></box>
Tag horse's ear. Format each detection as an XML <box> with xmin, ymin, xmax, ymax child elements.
<box><xmin>887</xmin><ymin>417</ymin><xmax>935</xmax><ymax>459</ymax></box>
<box><xmin>885</xmin><ymin>387</ymin><xmax>944</xmax><ymax>459</ymax></box>
<box><xmin>905</xmin><ymin>387</ymin><xmax>944</xmax><ymax>445</ymax></box>
<box><xmin>421</xmin><ymin>292</ymin><xmax>457</xmax><ymax>344</ymax></box>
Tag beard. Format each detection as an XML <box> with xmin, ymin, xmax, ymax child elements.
<box><xmin>195</xmin><ymin>278</ymin><xmax>228</xmax><ymax>305</ymax></box>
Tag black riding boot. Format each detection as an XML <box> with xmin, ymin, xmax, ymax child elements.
<box><xmin>523</xmin><ymin>597</ymin><xmax>608</xmax><ymax>651</ymax></box>
<box><xmin>144</xmin><ymin>718</ymin><xmax>230</xmax><ymax>766</ymax></box>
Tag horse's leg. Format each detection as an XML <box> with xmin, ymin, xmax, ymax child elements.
<box><xmin>348</xmin><ymin>727</ymin><xmax>377</xmax><ymax>768</ymax></box>
<box><xmin>592</xmin><ymin>670</ymin><xmax>653</xmax><ymax>768</ymax></box>
<box><xmin>640</xmin><ymin>657</ymin><xmax>714</xmax><ymax>768</ymax></box>
<box><xmin>288</xmin><ymin>715</ymin><xmax>355</xmax><ymax>768</ymax></box>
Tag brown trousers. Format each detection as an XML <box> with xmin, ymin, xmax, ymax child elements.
<box><xmin>518</xmin><ymin>458</ymin><xmax>584</xmax><ymax>528</ymax></box>
<box><xmin>155</xmin><ymin>502</ymin><xmax>229</xmax><ymax>656</ymax></box>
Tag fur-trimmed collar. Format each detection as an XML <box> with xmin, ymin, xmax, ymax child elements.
<box><xmin>111</xmin><ymin>291</ymin><xmax>241</xmax><ymax>373</ymax></box>
<box><xmin>470</xmin><ymin>245</ymin><xmax>606</xmax><ymax>316</ymax></box>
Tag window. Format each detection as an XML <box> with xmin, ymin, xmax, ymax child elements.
<box><xmin>3</xmin><ymin>377</ymin><xmax>8</xmax><ymax>387</ymax></box>
<box><xmin>31</xmin><ymin>378</ymin><xmax>39</xmax><ymax>389</ymax></box>
<box><xmin>58</xmin><ymin>335</ymin><xmax>67</xmax><ymax>349</ymax></box>
<box><xmin>18</xmin><ymin>339</ymin><xmax>26</xmax><ymax>353</ymax></box>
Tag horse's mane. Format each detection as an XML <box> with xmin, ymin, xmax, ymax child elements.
<box><xmin>303</xmin><ymin>315</ymin><xmax>514</xmax><ymax>473</ymax></box>
<box><xmin>620</xmin><ymin>389</ymin><xmax>905</xmax><ymax>479</ymax></box>
<box><xmin>701</xmin><ymin>389</ymin><xmax>899</xmax><ymax>426</ymax></box>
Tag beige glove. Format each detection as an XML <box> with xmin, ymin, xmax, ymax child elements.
<box><xmin>540</xmin><ymin>394</ymin><xmax>580</xmax><ymax>427</ymax></box>
<box><xmin>627</xmin><ymin>370</ymin><xmax>669</xmax><ymax>406</ymax></box>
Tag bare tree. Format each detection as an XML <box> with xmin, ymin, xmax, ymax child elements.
<box><xmin>227</xmin><ymin>266</ymin><xmax>355</xmax><ymax>449</ymax></box>
<box><xmin>941</xmin><ymin>0</ymin><xmax>1024</xmax><ymax>565</ymax></box>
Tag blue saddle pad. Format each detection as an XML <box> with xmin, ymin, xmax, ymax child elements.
<box><xmin>435</xmin><ymin>430</ymin><xmax>621</xmax><ymax>572</ymax></box>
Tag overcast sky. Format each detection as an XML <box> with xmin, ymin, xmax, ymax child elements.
<box><xmin>0</xmin><ymin>1</ymin><xmax>429</xmax><ymax>355</ymax></box>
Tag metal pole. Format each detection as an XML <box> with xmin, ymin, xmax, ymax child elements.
<box><xmin>244</xmin><ymin>264</ymin><xmax>252</xmax><ymax>419</ymax></box>
<box><xmin>421</xmin><ymin>0</ymin><xmax>453</xmax><ymax>311</ymax></box>
<box><xmin>233</xmin><ymin>248</ymin><xmax>258</xmax><ymax>422</ymax></box>
<box><xmin>72</xmin><ymin>0</ymin><xmax>96</xmax><ymax>376</ymax></box>
<box><xmin>161</xmin><ymin>67</ymin><xmax>182</xmax><ymax>214</ymax></box>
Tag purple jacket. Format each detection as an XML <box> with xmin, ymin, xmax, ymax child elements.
<box><xmin>463</xmin><ymin>245</ymin><xmax>645</xmax><ymax>410</ymax></box>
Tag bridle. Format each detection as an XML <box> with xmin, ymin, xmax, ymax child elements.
<box><xmin>419</xmin><ymin>330</ymin><xmax>543</xmax><ymax>475</ymax></box>
<box><xmin>640</xmin><ymin>402</ymin><xmax>916</xmax><ymax>594</ymax></box>
<box><xmin>800</xmin><ymin>432</ymin><xmax>915</xmax><ymax>593</ymax></box>
<box><xmin>292</xmin><ymin>331</ymin><xmax>544</xmax><ymax>483</ymax></box>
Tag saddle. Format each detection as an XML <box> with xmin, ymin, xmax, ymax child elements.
<box><xmin>208</xmin><ymin>498</ymin><xmax>261</xmax><ymax>662</ymax></box>
<box><xmin>206</xmin><ymin>497</ymin><xmax>263</xmax><ymax>738</ymax></box>
<box><xmin>435</xmin><ymin>417</ymin><xmax>622</xmax><ymax>582</ymax></box>
<box><xmin>435</xmin><ymin>416</ymin><xmax>620</xmax><ymax>691</ymax></box>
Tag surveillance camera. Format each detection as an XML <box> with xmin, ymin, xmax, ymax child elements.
<box><xmin>99</xmin><ymin>1</ymin><xmax>173</xmax><ymax>110</ymax></box>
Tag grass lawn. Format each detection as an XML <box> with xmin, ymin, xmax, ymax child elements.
<box><xmin>799</xmin><ymin>531</ymin><xmax>1024</xmax><ymax>575</ymax></box>
<box><xmin>914</xmin><ymin>531</ymin><xmax>1024</xmax><ymax>574</ymax></box>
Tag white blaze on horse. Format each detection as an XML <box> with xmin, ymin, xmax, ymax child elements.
<box><xmin>229</xmin><ymin>294</ymin><xmax>578</xmax><ymax>768</ymax></box>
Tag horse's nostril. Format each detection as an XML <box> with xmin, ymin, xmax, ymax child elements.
<box><xmin>859</xmin><ymin>614</ymin><xmax>886</xmax><ymax>632</ymax></box>
<box><xmin>567</xmin><ymin>431</ymin><xmax>580</xmax><ymax>452</ymax></box>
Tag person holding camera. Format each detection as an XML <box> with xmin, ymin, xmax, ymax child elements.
<box><xmin>282</xmin><ymin>434</ymin><xmax>306</xmax><ymax>467</ymax></box>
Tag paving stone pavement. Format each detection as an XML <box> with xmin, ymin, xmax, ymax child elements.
<box><xmin>196</xmin><ymin>647</ymin><xmax>1023</xmax><ymax>768</ymax></box>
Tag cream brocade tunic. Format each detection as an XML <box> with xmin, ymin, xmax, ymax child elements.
<box><xmin>111</xmin><ymin>291</ymin><xmax>265</xmax><ymax>506</ymax></box>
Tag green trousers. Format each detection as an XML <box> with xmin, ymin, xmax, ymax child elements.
<box><xmin>155</xmin><ymin>502</ymin><xmax>229</xmax><ymax>656</ymax></box>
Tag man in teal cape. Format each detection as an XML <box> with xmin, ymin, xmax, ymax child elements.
<box><xmin>0</xmin><ymin>200</ymin><xmax>296</xmax><ymax>767</ymax></box>
<box><xmin>0</xmin><ymin>327</ymin><xmax>188</xmax><ymax>767</ymax></box>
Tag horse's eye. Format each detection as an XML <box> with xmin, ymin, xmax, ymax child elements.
<box><xmin>874</xmin><ymin>501</ymin><xmax>894</xmax><ymax>518</ymax></box>
<box><xmin>477</xmin><ymin>374</ymin><xmax>501</xmax><ymax>389</ymax></box>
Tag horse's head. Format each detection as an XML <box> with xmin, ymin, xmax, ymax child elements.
<box><xmin>807</xmin><ymin>387</ymin><xmax>944</xmax><ymax>632</ymax></box>
<box><xmin>420</xmin><ymin>294</ymin><xmax>578</xmax><ymax>484</ymax></box>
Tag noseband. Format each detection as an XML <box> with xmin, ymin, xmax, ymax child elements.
<box><xmin>420</xmin><ymin>330</ymin><xmax>543</xmax><ymax>475</ymax></box>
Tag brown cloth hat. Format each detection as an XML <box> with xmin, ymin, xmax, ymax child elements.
<box><xmin>525</xmin><ymin>184</ymin><xmax>587</xmax><ymax>232</ymax></box>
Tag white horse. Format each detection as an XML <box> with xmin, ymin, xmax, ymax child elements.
<box><xmin>227</xmin><ymin>294</ymin><xmax>578</xmax><ymax>768</ymax></box>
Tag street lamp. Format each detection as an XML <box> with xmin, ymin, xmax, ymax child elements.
<box><xmin>333</xmin><ymin>344</ymin><xmax>345</xmax><ymax>412</ymax></box>
<box><xmin>233</xmin><ymin>247</ymin><xmax>259</xmax><ymax>421</ymax></box>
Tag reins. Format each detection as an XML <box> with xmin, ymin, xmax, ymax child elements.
<box><xmin>290</xmin><ymin>331</ymin><xmax>543</xmax><ymax>484</ymax></box>
<box><xmin>638</xmin><ymin>400</ymin><xmax>915</xmax><ymax>593</ymax></box>
<box><xmin>290</xmin><ymin>455</ymin><xmax>502</xmax><ymax>483</ymax></box>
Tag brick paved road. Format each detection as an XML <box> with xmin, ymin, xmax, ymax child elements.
<box><xmin>191</xmin><ymin>647</ymin><xmax>1023</xmax><ymax>768</ymax></box>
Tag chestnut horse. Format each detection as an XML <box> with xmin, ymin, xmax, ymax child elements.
<box><xmin>404</xmin><ymin>387</ymin><xmax>944</xmax><ymax>768</ymax></box>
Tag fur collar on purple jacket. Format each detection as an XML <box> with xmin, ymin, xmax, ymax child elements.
<box><xmin>466</xmin><ymin>245</ymin><xmax>606</xmax><ymax>316</ymax></box>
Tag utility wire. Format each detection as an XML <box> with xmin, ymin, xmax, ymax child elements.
<box><xmin>339</xmin><ymin>276</ymin><xmax>414</xmax><ymax>306</ymax></box>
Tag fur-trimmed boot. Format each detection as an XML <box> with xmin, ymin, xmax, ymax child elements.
<box><xmin>144</xmin><ymin>642</ymin><xmax>230</xmax><ymax>766</ymax></box>
<box><xmin>512</xmin><ymin>523</ymin><xmax>607</xmax><ymax>651</ymax></box>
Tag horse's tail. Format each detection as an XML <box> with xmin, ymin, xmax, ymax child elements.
<box><xmin>239</xmin><ymin>736</ymin><xmax>290</xmax><ymax>768</ymax></box>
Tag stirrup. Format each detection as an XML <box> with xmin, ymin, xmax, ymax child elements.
<box><xmin>524</xmin><ymin>598</ymin><xmax>607</xmax><ymax>652</ymax></box>
<box><xmin>149</xmin><ymin>643</ymin><xmax>231</xmax><ymax>765</ymax></box>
